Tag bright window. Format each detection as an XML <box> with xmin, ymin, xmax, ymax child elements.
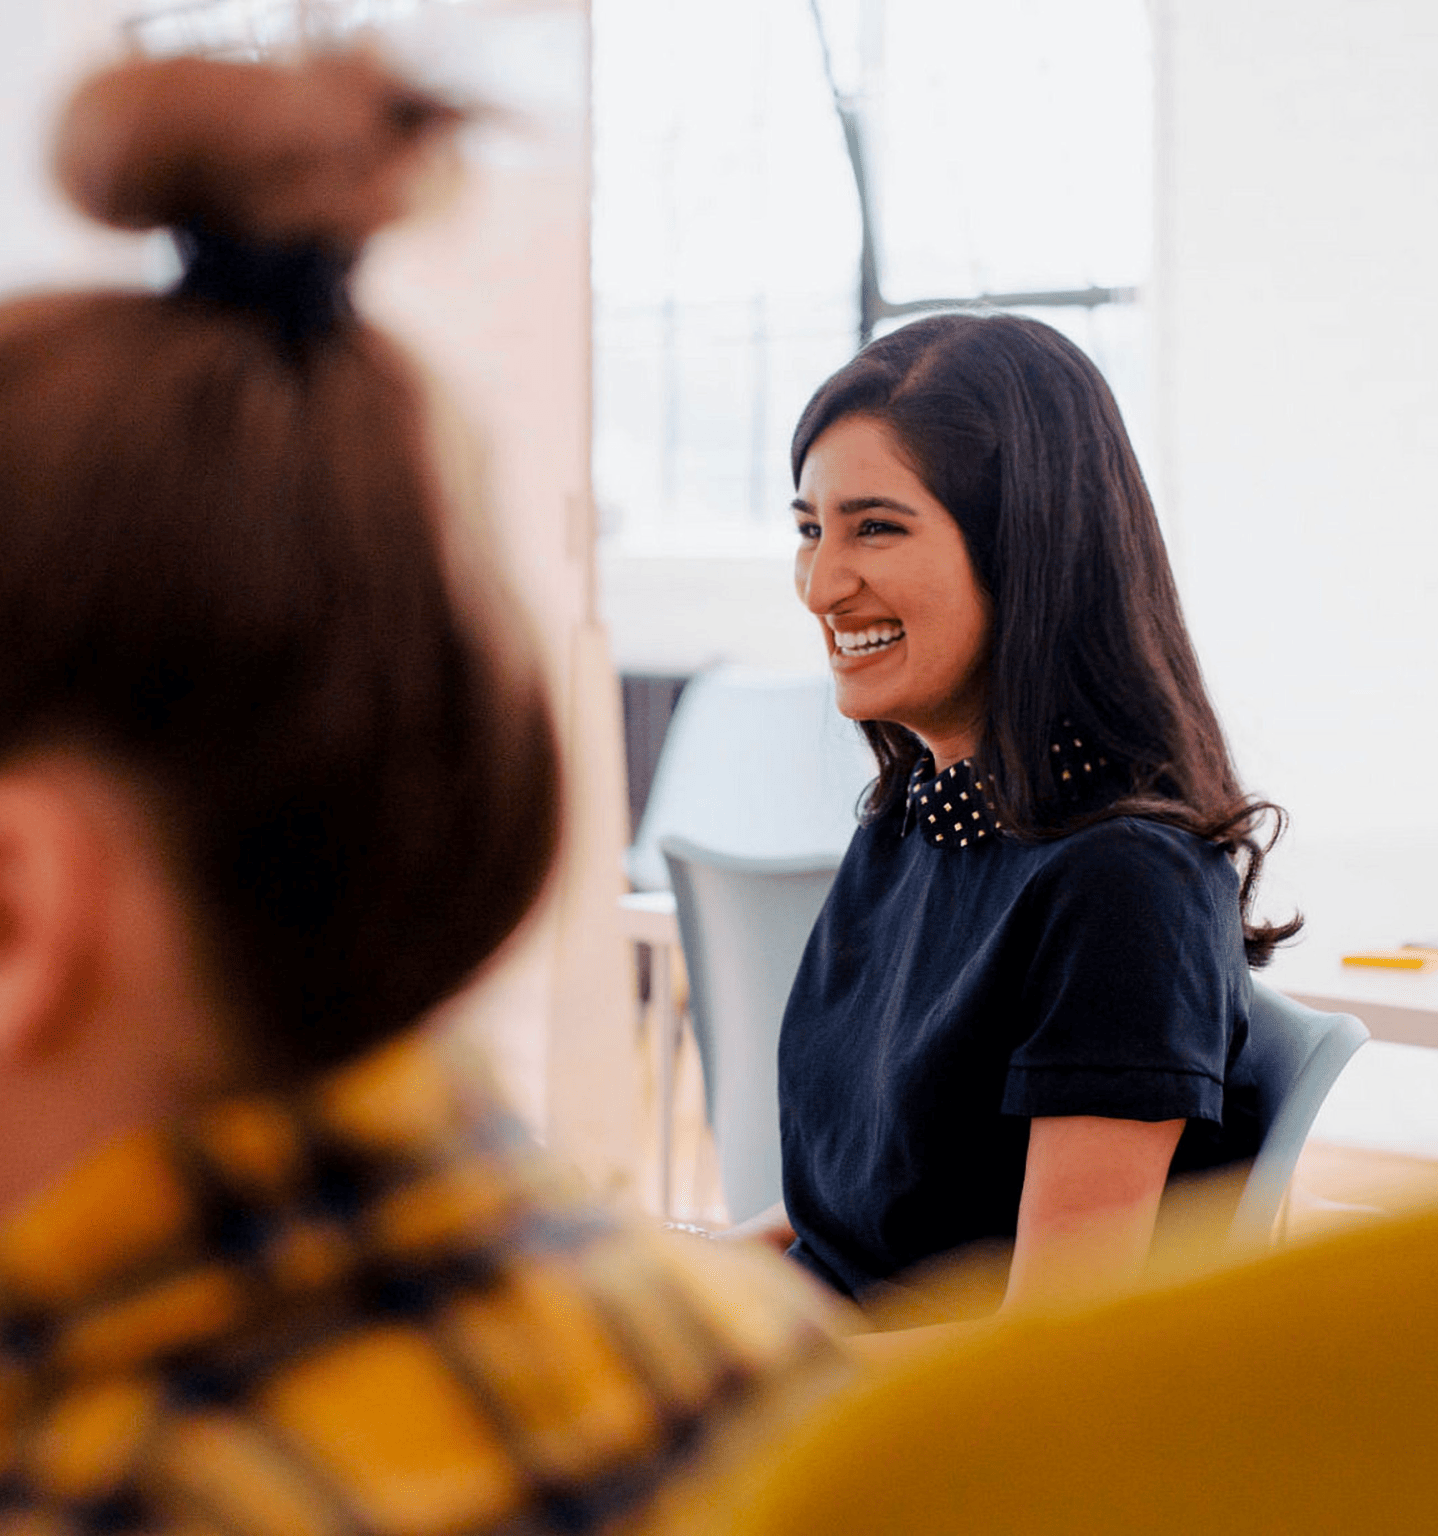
<box><xmin>592</xmin><ymin>0</ymin><xmax>1153</xmax><ymax>556</ymax></box>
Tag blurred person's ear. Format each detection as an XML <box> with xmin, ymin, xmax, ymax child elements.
<box><xmin>0</xmin><ymin>767</ymin><xmax>102</xmax><ymax>1067</ymax></box>
<box><xmin>0</xmin><ymin>756</ymin><xmax>240</xmax><ymax>1217</ymax></box>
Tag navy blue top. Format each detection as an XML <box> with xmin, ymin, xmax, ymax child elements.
<box><xmin>778</xmin><ymin>743</ymin><xmax>1261</xmax><ymax>1299</ymax></box>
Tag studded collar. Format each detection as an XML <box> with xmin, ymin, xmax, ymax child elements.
<box><xmin>902</xmin><ymin>727</ymin><xmax>1112</xmax><ymax>849</ymax></box>
<box><xmin>904</xmin><ymin>755</ymin><xmax>1001</xmax><ymax>848</ymax></box>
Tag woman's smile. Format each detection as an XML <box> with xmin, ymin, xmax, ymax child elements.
<box><xmin>793</xmin><ymin>414</ymin><xmax>991</xmax><ymax>768</ymax></box>
<box><xmin>827</xmin><ymin>619</ymin><xmax>906</xmax><ymax>661</ymax></box>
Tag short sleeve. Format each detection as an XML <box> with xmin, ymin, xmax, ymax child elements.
<box><xmin>1000</xmin><ymin>820</ymin><xmax>1246</xmax><ymax>1126</ymax></box>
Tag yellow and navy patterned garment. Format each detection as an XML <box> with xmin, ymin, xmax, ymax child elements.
<box><xmin>0</xmin><ymin>1037</ymin><xmax>835</xmax><ymax>1536</ymax></box>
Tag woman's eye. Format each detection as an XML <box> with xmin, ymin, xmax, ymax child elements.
<box><xmin>857</xmin><ymin>518</ymin><xmax>903</xmax><ymax>538</ymax></box>
<box><xmin>795</xmin><ymin>520</ymin><xmax>821</xmax><ymax>541</ymax></box>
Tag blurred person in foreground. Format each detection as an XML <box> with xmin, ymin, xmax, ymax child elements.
<box><xmin>0</xmin><ymin>49</ymin><xmax>835</xmax><ymax>1536</ymax></box>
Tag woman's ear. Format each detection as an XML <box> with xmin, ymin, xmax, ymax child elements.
<box><xmin>0</xmin><ymin>771</ymin><xmax>102</xmax><ymax>1067</ymax></box>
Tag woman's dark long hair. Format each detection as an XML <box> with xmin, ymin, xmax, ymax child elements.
<box><xmin>791</xmin><ymin>313</ymin><xmax>1298</xmax><ymax>965</ymax></box>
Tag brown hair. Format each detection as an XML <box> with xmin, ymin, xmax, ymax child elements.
<box><xmin>792</xmin><ymin>314</ymin><xmax>1298</xmax><ymax>966</ymax></box>
<box><xmin>0</xmin><ymin>52</ymin><xmax>559</xmax><ymax>1077</ymax></box>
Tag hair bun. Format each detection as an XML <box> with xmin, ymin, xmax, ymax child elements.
<box><xmin>54</xmin><ymin>49</ymin><xmax>465</xmax><ymax>251</ymax></box>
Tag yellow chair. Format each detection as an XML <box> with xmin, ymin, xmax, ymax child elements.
<box><xmin>692</xmin><ymin>1196</ymin><xmax>1438</xmax><ymax>1534</ymax></box>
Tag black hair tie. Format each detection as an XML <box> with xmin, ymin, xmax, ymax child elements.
<box><xmin>171</xmin><ymin>222</ymin><xmax>355</xmax><ymax>348</ymax></box>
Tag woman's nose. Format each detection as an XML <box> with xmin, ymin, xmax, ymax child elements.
<box><xmin>796</xmin><ymin>531</ymin><xmax>861</xmax><ymax>615</ymax></box>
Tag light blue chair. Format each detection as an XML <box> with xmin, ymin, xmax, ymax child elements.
<box><xmin>660</xmin><ymin>838</ymin><xmax>841</xmax><ymax>1224</ymax></box>
<box><xmin>622</xmin><ymin>666</ymin><xmax>869</xmax><ymax>1215</ymax></box>
<box><xmin>1229</xmin><ymin>977</ymin><xmax>1369</xmax><ymax>1246</ymax></box>
<box><xmin>627</xmin><ymin>666</ymin><xmax>872</xmax><ymax>892</ymax></box>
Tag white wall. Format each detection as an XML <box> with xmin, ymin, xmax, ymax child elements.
<box><xmin>600</xmin><ymin>552</ymin><xmax>825</xmax><ymax>675</ymax></box>
<box><xmin>362</xmin><ymin>2</ymin><xmax>638</xmax><ymax>1199</ymax></box>
<box><xmin>0</xmin><ymin>1</ymin><xmax>146</xmax><ymax>291</ymax></box>
<box><xmin>1153</xmin><ymin>0</ymin><xmax>1438</xmax><ymax>848</ymax></box>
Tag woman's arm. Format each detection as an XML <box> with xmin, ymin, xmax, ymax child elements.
<box><xmin>1004</xmin><ymin>1114</ymin><xmax>1184</xmax><ymax>1308</ymax></box>
<box><xmin>847</xmin><ymin>1115</ymin><xmax>1183</xmax><ymax>1365</ymax></box>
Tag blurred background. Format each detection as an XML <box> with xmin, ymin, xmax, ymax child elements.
<box><xmin>4</xmin><ymin>0</ymin><xmax>1437</xmax><ymax>1199</ymax></box>
<box><xmin>595</xmin><ymin>0</ymin><xmax>1151</xmax><ymax>671</ymax></box>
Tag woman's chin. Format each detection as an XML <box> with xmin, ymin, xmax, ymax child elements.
<box><xmin>832</xmin><ymin>677</ymin><xmax>900</xmax><ymax>725</ymax></box>
<box><xmin>830</xmin><ymin>635</ymin><xmax>926</xmax><ymax>734</ymax></box>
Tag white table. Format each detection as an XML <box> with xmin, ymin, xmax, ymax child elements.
<box><xmin>1258</xmin><ymin>833</ymin><xmax>1438</xmax><ymax>1168</ymax></box>
<box><xmin>1259</xmin><ymin>831</ymin><xmax>1438</xmax><ymax>1044</ymax></box>
<box><xmin>1265</xmin><ymin>948</ymin><xmax>1438</xmax><ymax>1045</ymax></box>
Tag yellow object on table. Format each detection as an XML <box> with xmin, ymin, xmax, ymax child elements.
<box><xmin>1341</xmin><ymin>944</ymin><xmax>1438</xmax><ymax>970</ymax></box>
<box><xmin>1342</xmin><ymin>952</ymin><xmax>1429</xmax><ymax>969</ymax></box>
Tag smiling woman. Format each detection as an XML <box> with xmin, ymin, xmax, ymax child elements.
<box><xmin>792</xmin><ymin>414</ymin><xmax>991</xmax><ymax>768</ymax></box>
<box><xmin>768</xmin><ymin>312</ymin><xmax>1300</xmax><ymax>1309</ymax></box>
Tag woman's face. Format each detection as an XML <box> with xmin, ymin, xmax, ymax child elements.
<box><xmin>793</xmin><ymin>414</ymin><xmax>991</xmax><ymax>769</ymax></box>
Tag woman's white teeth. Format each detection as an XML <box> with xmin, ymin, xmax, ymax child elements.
<box><xmin>835</xmin><ymin>626</ymin><xmax>904</xmax><ymax>654</ymax></box>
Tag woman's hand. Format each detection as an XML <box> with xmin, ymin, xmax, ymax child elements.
<box><xmin>716</xmin><ymin>1201</ymin><xmax>796</xmax><ymax>1252</ymax></box>
<box><xmin>1004</xmin><ymin>1115</ymin><xmax>1184</xmax><ymax>1309</ymax></box>
<box><xmin>660</xmin><ymin>1202</ymin><xmax>794</xmax><ymax>1251</ymax></box>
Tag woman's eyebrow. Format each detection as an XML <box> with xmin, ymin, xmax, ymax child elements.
<box><xmin>790</xmin><ymin>496</ymin><xmax>920</xmax><ymax>517</ymax></box>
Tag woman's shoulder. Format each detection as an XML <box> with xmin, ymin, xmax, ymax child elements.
<box><xmin>1034</xmin><ymin>813</ymin><xmax>1233</xmax><ymax>867</ymax></box>
<box><xmin>1022</xmin><ymin>814</ymin><xmax>1240</xmax><ymax>912</ymax></box>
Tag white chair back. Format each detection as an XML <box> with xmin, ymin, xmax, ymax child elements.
<box><xmin>626</xmin><ymin>665</ymin><xmax>872</xmax><ymax>891</ymax></box>
<box><xmin>661</xmin><ymin>838</ymin><xmax>841</xmax><ymax>1223</ymax></box>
